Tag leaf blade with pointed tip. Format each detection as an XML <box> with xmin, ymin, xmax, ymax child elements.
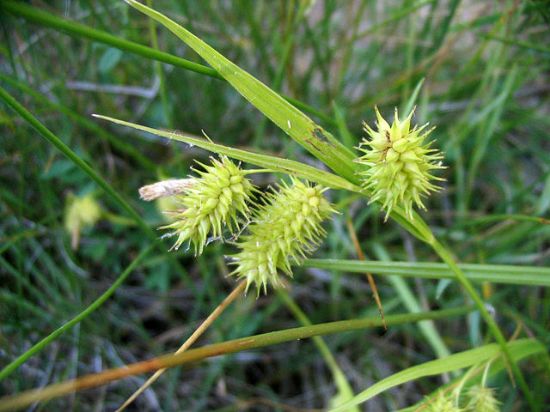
<box><xmin>94</xmin><ymin>114</ymin><xmax>360</xmax><ymax>192</ymax></box>
<box><xmin>124</xmin><ymin>0</ymin><xmax>358</xmax><ymax>182</ymax></box>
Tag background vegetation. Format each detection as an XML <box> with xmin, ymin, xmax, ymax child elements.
<box><xmin>1</xmin><ymin>1</ymin><xmax>549</xmax><ymax>411</ymax></box>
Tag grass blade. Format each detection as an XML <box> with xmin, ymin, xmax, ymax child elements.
<box><xmin>305</xmin><ymin>259</ymin><xmax>550</xmax><ymax>287</ymax></box>
<box><xmin>93</xmin><ymin>114</ymin><xmax>360</xmax><ymax>192</ymax></box>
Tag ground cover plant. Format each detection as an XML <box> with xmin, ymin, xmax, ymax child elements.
<box><xmin>1</xmin><ymin>1</ymin><xmax>549</xmax><ymax>411</ymax></box>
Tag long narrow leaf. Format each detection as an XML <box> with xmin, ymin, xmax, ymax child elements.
<box><xmin>305</xmin><ymin>259</ymin><xmax>550</xmax><ymax>287</ymax></box>
<box><xmin>94</xmin><ymin>115</ymin><xmax>360</xmax><ymax>192</ymax></box>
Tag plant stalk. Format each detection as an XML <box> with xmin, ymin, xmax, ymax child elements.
<box><xmin>0</xmin><ymin>307</ymin><xmax>470</xmax><ymax>411</ymax></box>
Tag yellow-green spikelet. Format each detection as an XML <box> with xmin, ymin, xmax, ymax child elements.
<box><xmin>230</xmin><ymin>178</ymin><xmax>334</xmax><ymax>294</ymax></box>
<box><xmin>356</xmin><ymin>107</ymin><xmax>445</xmax><ymax>220</ymax></box>
<box><xmin>162</xmin><ymin>156</ymin><xmax>254</xmax><ymax>255</ymax></box>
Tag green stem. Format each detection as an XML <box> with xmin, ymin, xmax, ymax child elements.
<box><xmin>429</xmin><ymin>238</ymin><xmax>538</xmax><ymax>411</ymax></box>
<box><xmin>0</xmin><ymin>307</ymin><xmax>471</xmax><ymax>411</ymax></box>
<box><xmin>0</xmin><ymin>246</ymin><xmax>153</xmax><ymax>381</ymax></box>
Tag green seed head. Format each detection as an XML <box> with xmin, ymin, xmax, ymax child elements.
<box><xmin>230</xmin><ymin>178</ymin><xmax>335</xmax><ymax>294</ymax></box>
<box><xmin>161</xmin><ymin>156</ymin><xmax>254</xmax><ymax>255</ymax></box>
<box><xmin>356</xmin><ymin>107</ymin><xmax>445</xmax><ymax>220</ymax></box>
<box><xmin>466</xmin><ymin>386</ymin><xmax>500</xmax><ymax>412</ymax></box>
<box><xmin>64</xmin><ymin>193</ymin><xmax>102</xmax><ymax>249</ymax></box>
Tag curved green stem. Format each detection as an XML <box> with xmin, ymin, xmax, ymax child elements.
<box><xmin>0</xmin><ymin>307</ymin><xmax>471</xmax><ymax>411</ymax></box>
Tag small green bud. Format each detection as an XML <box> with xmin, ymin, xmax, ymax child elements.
<box><xmin>466</xmin><ymin>386</ymin><xmax>500</xmax><ymax>412</ymax></box>
<box><xmin>64</xmin><ymin>193</ymin><xmax>102</xmax><ymax>249</ymax></box>
<box><xmin>161</xmin><ymin>156</ymin><xmax>254</xmax><ymax>255</ymax></box>
<box><xmin>356</xmin><ymin>107</ymin><xmax>445</xmax><ymax>220</ymax></box>
<box><xmin>230</xmin><ymin>178</ymin><xmax>335</xmax><ymax>294</ymax></box>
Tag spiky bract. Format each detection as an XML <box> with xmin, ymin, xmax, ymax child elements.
<box><xmin>356</xmin><ymin>107</ymin><xmax>444</xmax><ymax>220</ymax></box>
<box><xmin>162</xmin><ymin>156</ymin><xmax>254</xmax><ymax>255</ymax></box>
<box><xmin>230</xmin><ymin>178</ymin><xmax>334</xmax><ymax>294</ymax></box>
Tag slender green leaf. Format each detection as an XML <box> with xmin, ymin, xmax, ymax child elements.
<box><xmin>305</xmin><ymin>259</ymin><xmax>550</xmax><ymax>287</ymax></box>
<box><xmin>94</xmin><ymin>114</ymin><xmax>360</xmax><ymax>192</ymax></box>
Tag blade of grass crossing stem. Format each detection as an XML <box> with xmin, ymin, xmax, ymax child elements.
<box><xmin>0</xmin><ymin>1</ymin><xmax>337</xmax><ymax>128</ymax></box>
<box><xmin>277</xmin><ymin>290</ymin><xmax>359</xmax><ymax>412</ymax></box>
<box><xmin>93</xmin><ymin>115</ymin><xmax>359</xmax><ymax>192</ymax></box>
<box><xmin>0</xmin><ymin>245</ymin><xmax>153</xmax><ymax>381</ymax></box>
<box><xmin>124</xmin><ymin>0</ymin><xmax>357</xmax><ymax>181</ymax></box>
<box><xmin>0</xmin><ymin>307</ymin><xmax>471</xmax><ymax>411</ymax></box>
<box><xmin>330</xmin><ymin>338</ymin><xmax>545</xmax><ymax>412</ymax></box>
<box><xmin>398</xmin><ymin>342</ymin><xmax>550</xmax><ymax>412</ymax></box>
<box><xmin>429</xmin><ymin>239</ymin><xmax>537</xmax><ymax>410</ymax></box>
<box><xmin>303</xmin><ymin>259</ymin><xmax>550</xmax><ymax>287</ymax></box>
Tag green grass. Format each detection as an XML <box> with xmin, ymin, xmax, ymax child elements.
<box><xmin>1</xmin><ymin>1</ymin><xmax>549</xmax><ymax>411</ymax></box>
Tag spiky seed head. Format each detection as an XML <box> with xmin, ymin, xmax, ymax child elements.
<box><xmin>64</xmin><ymin>193</ymin><xmax>102</xmax><ymax>249</ymax></box>
<box><xmin>161</xmin><ymin>156</ymin><xmax>254</xmax><ymax>255</ymax></box>
<box><xmin>466</xmin><ymin>386</ymin><xmax>500</xmax><ymax>412</ymax></box>
<box><xmin>356</xmin><ymin>107</ymin><xmax>445</xmax><ymax>220</ymax></box>
<box><xmin>230</xmin><ymin>178</ymin><xmax>335</xmax><ymax>294</ymax></box>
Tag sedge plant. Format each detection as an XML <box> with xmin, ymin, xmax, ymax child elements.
<box><xmin>1</xmin><ymin>1</ymin><xmax>548</xmax><ymax>411</ymax></box>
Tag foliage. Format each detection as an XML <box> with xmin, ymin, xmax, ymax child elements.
<box><xmin>1</xmin><ymin>1</ymin><xmax>549</xmax><ymax>411</ymax></box>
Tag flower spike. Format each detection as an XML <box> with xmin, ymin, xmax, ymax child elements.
<box><xmin>356</xmin><ymin>107</ymin><xmax>445</xmax><ymax>220</ymax></box>
<box><xmin>161</xmin><ymin>156</ymin><xmax>254</xmax><ymax>255</ymax></box>
<box><xmin>229</xmin><ymin>178</ymin><xmax>335</xmax><ymax>294</ymax></box>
